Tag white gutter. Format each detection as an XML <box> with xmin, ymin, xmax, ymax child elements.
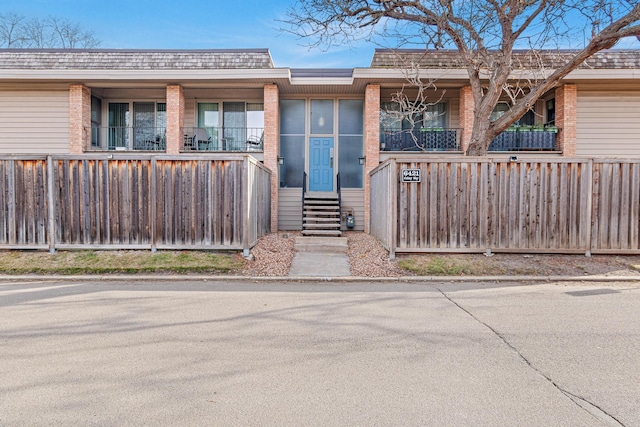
<box><xmin>289</xmin><ymin>77</ymin><xmax>355</xmax><ymax>85</ymax></box>
<box><xmin>354</xmin><ymin>67</ymin><xmax>640</xmax><ymax>80</ymax></box>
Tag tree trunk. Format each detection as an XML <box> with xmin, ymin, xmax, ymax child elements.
<box><xmin>466</xmin><ymin>139</ymin><xmax>487</xmax><ymax>156</ymax></box>
<box><xmin>465</xmin><ymin>109</ymin><xmax>494</xmax><ymax>156</ymax></box>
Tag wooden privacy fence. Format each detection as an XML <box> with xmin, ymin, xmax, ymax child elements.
<box><xmin>370</xmin><ymin>157</ymin><xmax>640</xmax><ymax>257</ymax></box>
<box><xmin>0</xmin><ymin>154</ymin><xmax>271</xmax><ymax>252</ymax></box>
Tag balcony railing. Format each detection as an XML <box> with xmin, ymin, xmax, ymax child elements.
<box><xmin>380</xmin><ymin>128</ymin><xmax>460</xmax><ymax>152</ymax></box>
<box><xmin>182</xmin><ymin>127</ymin><xmax>264</xmax><ymax>152</ymax></box>
<box><xmin>88</xmin><ymin>127</ymin><xmax>166</xmax><ymax>151</ymax></box>
<box><xmin>489</xmin><ymin>126</ymin><xmax>559</xmax><ymax>151</ymax></box>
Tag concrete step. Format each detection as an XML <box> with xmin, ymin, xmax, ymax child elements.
<box><xmin>296</xmin><ymin>234</ymin><xmax>346</xmax><ymax>246</ymax></box>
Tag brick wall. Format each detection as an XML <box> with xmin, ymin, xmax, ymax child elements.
<box><xmin>69</xmin><ymin>84</ymin><xmax>91</xmax><ymax>154</ymax></box>
<box><xmin>263</xmin><ymin>84</ymin><xmax>279</xmax><ymax>231</ymax></box>
<box><xmin>166</xmin><ymin>85</ymin><xmax>184</xmax><ymax>155</ymax></box>
<box><xmin>364</xmin><ymin>84</ymin><xmax>381</xmax><ymax>233</ymax></box>
<box><xmin>459</xmin><ymin>85</ymin><xmax>474</xmax><ymax>153</ymax></box>
<box><xmin>555</xmin><ymin>84</ymin><xmax>577</xmax><ymax>156</ymax></box>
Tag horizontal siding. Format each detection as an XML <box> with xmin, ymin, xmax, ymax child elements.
<box><xmin>100</xmin><ymin>88</ymin><xmax>166</xmax><ymax>99</ymax></box>
<box><xmin>448</xmin><ymin>91</ymin><xmax>461</xmax><ymax>129</ymax></box>
<box><xmin>577</xmin><ymin>91</ymin><xmax>640</xmax><ymax>157</ymax></box>
<box><xmin>0</xmin><ymin>90</ymin><xmax>69</xmax><ymax>154</ymax></box>
<box><xmin>341</xmin><ymin>189</ymin><xmax>365</xmax><ymax>231</ymax></box>
<box><xmin>185</xmin><ymin>100</ymin><xmax>196</xmax><ymax>128</ymax></box>
<box><xmin>278</xmin><ymin>188</ymin><xmax>303</xmax><ymax>230</ymax></box>
<box><xmin>278</xmin><ymin>188</ymin><xmax>365</xmax><ymax>231</ymax></box>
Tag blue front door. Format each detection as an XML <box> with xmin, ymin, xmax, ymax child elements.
<box><xmin>309</xmin><ymin>137</ymin><xmax>334</xmax><ymax>192</ymax></box>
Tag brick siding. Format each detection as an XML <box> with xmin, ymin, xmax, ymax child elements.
<box><xmin>459</xmin><ymin>85</ymin><xmax>474</xmax><ymax>153</ymax></box>
<box><xmin>364</xmin><ymin>84</ymin><xmax>381</xmax><ymax>233</ymax></box>
<box><xmin>166</xmin><ymin>85</ymin><xmax>184</xmax><ymax>155</ymax></box>
<box><xmin>69</xmin><ymin>84</ymin><xmax>90</xmax><ymax>154</ymax></box>
<box><xmin>263</xmin><ymin>84</ymin><xmax>279</xmax><ymax>231</ymax></box>
<box><xmin>555</xmin><ymin>84</ymin><xmax>577</xmax><ymax>156</ymax></box>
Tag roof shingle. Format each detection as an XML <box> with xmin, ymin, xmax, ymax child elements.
<box><xmin>0</xmin><ymin>49</ymin><xmax>274</xmax><ymax>70</ymax></box>
<box><xmin>371</xmin><ymin>49</ymin><xmax>640</xmax><ymax>69</ymax></box>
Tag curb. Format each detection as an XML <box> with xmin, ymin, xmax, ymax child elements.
<box><xmin>0</xmin><ymin>274</ymin><xmax>639</xmax><ymax>283</ymax></box>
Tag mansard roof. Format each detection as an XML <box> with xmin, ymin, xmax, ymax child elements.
<box><xmin>371</xmin><ymin>49</ymin><xmax>640</xmax><ymax>70</ymax></box>
<box><xmin>0</xmin><ymin>49</ymin><xmax>274</xmax><ymax>70</ymax></box>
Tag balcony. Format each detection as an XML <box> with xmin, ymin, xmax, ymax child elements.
<box><xmin>88</xmin><ymin>127</ymin><xmax>166</xmax><ymax>151</ymax></box>
<box><xmin>380</xmin><ymin>128</ymin><xmax>460</xmax><ymax>152</ymax></box>
<box><xmin>182</xmin><ymin>127</ymin><xmax>264</xmax><ymax>152</ymax></box>
<box><xmin>489</xmin><ymin>126</ymin><xmax>559</xmax><ymax>151</ymax></box>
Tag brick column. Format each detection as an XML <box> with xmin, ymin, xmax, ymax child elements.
<box><xmin>555</xmin><ymin>84</ymin><xmax>577</xmax><ymax>156</ymax></box>
<box><xmin>166</xmin><ymin>85</ymin><xmax>184</xmax><ymax>155</ymax></box>
<box><xmin>69</xmin><ymin>84</ymin><xmax>91</xmax><ymax>154</ymax></box>
<box><xmin>459</xmin><ymin>85</ymin><xmax>474</xmax><ymax>154</ymax></box>
<box><xmin>263</xmin><ymin>84</ymin><xmax>280</xmax><ymax>231</ymax></box>
<box><xmin>364</xmin><ymin>84</ymin><xmax>381</xmax><ymax>234</ymax></box>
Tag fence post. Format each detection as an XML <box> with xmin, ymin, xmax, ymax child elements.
<box><xmin>6</xmin><ymin>159</ymin><xmax>15</xmax><ymax>245</ymax></box>
<box><xmin>150</xmin><ymin>156</ymin><xmax>157</xmax><ymax>252</ymax></box>
<box><xmin>242</xmin><ymin>156</ymin><xmax>250</xmax><ymax>257</ymax></box>
<box><xmin>389</xmin><ymin>159</ymin><xmax>397</xmax><ymax>259</ymax></box>
<box><xmin>585</xmin><ymin>158</ymin><xmax>594</xmax><ymax>257</ymax></box>
<box><xmin>46</xmin><ymin>156</ymin><xmax>56</xmax><ymax>253</ymax></box>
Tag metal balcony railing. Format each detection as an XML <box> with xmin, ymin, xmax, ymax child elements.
<box><xmin>87</xmin><ymin>127</ymin><xmax>166</xmax><ymax>151</ymax></box>
<box><xmin>182</xmin><ymin>127</ymin><xmax>264</xmax><ymax>152</ymax></box>
<box><xmin>489</xmin><ymin>126</ymin><xmax>560</xmax><ymax>151</ymax></box>
<box><xmin>380</xmin><ymin>128</ymin><xmax>461</xmax><ymax>152</ymax></box>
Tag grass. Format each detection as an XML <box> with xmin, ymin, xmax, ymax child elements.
<box><xmin>0</xmin><ymin>250</ymin><xmax>244</xmax><ymax>275</ymax></box>
<box><xmin>398</xmin><ymin>255</ymin><xmax>508</xmax><ymax>276</ymax></box>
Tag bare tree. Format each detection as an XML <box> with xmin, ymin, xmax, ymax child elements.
<box><xmin>47</xmin><ymin>17</ymin><xmax>100</xmax><ymax>49</ymax></box>
<box><xmin>283</xmin><ymin>1</ymin><xmax>640</xmax><ymax>155</ymax></box>
<box><xmin>0</xmin><ymin>12</ymin><xmax>26</xmax><ymax>47</ymax></box>
<box><xmin>0</xmin><ymin>13</ymin><xmax>100</xmax><ymax>49</ymax></box>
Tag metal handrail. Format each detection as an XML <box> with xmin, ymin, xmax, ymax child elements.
<box><xmin>302</xmin><ymin>171</ymin><xmax>307</xmax><ymax>205</ymax></box>
<box><xmin>86</xmin><ymin>126</ymin><xmax>167</xmax><ymax>151</ymax></box>
<box><xmin>380</xmin><ymin>127</ymin><xmax>461</xmax><ymax>152</ymax></box>
<box><xmin>489</xmin><ymin>126</ymin><xmax>561</xmax><ymax>151</ymax></box>
<box><xmin>182</xmin><ymin>127</ymin><xmax>264</xmax><ymax>152</ymax></box>
<box><xmin>337</xmin><ymin>172</ymin><xmax>342</xmax><ymax>220</ymax></box>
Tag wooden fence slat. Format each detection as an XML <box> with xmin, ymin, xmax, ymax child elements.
<box><xmin>368</xmin><ymin>157</ymin><xmax>640</xmax><ymax>255</ymax></box>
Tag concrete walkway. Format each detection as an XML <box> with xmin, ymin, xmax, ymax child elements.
<box><xmin>288</xmin><ymin>237</ymin><xmax>350</xmax><ymax>277</ymax></box>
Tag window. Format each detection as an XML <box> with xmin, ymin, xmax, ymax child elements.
<box><xmin>310</xmin><ymin>99</ymin><xmax>334</xmax><ymax>134</ymax></box>
<box><xmin>103</xmin><ymin>101</ymin><xmax>165</xmax><ymax>151</ymax></box>
<box><xmin>380</xmin><ymin>102</ymin><xmax>447</xmax><ymax>131</ymax></box>
<box><xmin>90</xmin><ymin>96</ymin><xmax>102</xmax><ymax>148</ymax></box>
<box><xmin>546</xmin><ymin>99</ymin><xmax>555</xmax><ymax>125</ymax></box>
<box><xmin>491</xmin><ymin>102</ymin><xmax>535</xmax><ymax>126</ymax></box>
<box><xmin>279</xmin><ymin>100</ymin><xmax>305</xmax><ymax>188</ymax></box>
<box><xmin>380</xmin><ymin>102</ymin><xmax>451</xmax><ymax>151</ymax></box>
<box><xmin>489</xmin><ymin>101</ymin><xmax>557</xmax><ymax>151</ymax></box>
<box><xmin>197</xmin><ymin>102</ymin><xmax>264</xmax><ymax>150</ymax></box>
<box><xmin>338</xmin><ymin>100</ymin><xmax>363</xmax><ymax>188</ymax></box>
<box><xmin>108</xmin><ymin>103</ymin><xmax>129</xmax><ymax>150</ymax></box>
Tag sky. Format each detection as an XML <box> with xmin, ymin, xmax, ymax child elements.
<box><xmin>3</xmin><ymin>0</ymin><xmax>639</xmax><ymax>68</ymax></box>
<box><xmin>2</xmin><ymin>0</ymin><xmax>376</xmax><ymax>68</ymax></box>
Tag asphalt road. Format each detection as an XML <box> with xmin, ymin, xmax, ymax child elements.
<box><xmin>1</xmin><ymin>280</ymin><xmax>639</xmax><ymax>426</ymax></box>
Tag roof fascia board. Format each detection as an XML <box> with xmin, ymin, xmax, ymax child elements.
<box><xmin>353</xmin><ymin>68</ymin><xmax>470</xmax><ymax>80</ymax></box>
<box><xmin>289</xmin><ymin>77</ymin><xmax>354</xmax><ymax>85</ymax></box>
<box><xmin>354</xmin><ymin>67</ymin><xmax>639</xmax><ymax>81</ymax></box>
